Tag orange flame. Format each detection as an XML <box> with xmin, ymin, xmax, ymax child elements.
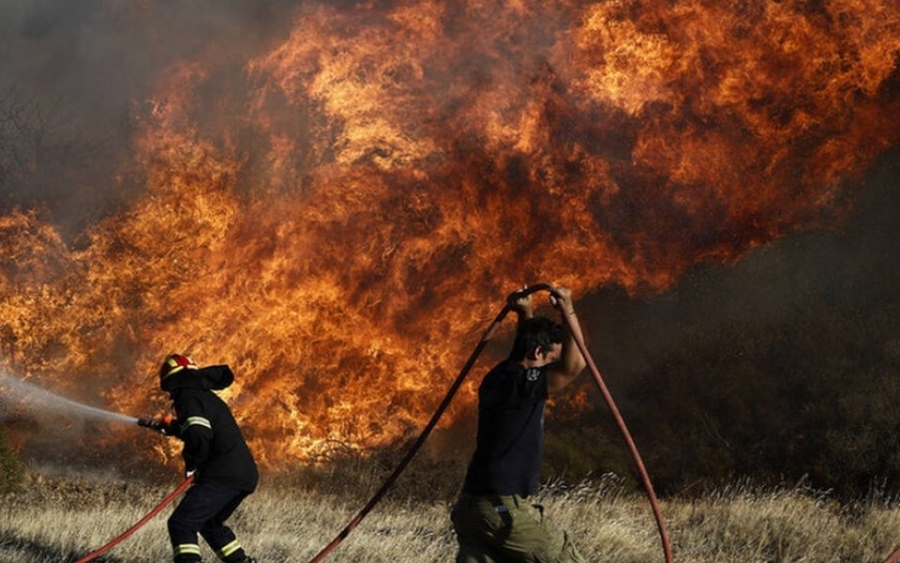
<box><xmin>1</xmin><ymin>0</ymin><xmax>898</xmax><ymax>469</ymax></box>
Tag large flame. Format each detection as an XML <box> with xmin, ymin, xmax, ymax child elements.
<box><xmin>1</xmin><ymin>0</ymin><xmax>898</xmax><ymax>468</ymax></box>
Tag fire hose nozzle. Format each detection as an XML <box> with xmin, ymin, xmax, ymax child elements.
<box><xmin>137</xmin><ymin>416</ymin><xmax>176</xmax><ymax>435</ymax></box>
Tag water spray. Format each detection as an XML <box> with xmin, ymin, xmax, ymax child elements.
<box><xmin>0</xmin><ymin>371</ymin><xmax>141</xmax><ymax>426</ymax></box>
<box><xmin>0</xmin><ymin>372</ymin><xmax>189</xmax><ymax>561</ymax></box>
<box><xmin>0</xmin><ymin>371</ymin><xmax>172</xmax><ymax>436</ymax></box>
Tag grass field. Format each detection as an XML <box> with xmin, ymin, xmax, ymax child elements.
<box><xmin>3</xmin><ymin>470</ymin><xmax>900</xmax><ymax>562</ymax></box>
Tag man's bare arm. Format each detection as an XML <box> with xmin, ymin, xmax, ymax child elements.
<box><xmin>547</xmin><ymin>287</ymin><xmax>587</xmax><ymax>393</ymax></box>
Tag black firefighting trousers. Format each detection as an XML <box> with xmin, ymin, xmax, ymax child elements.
<box><xmin>167</xmin><ymin>482</ymin><xmax>251</xmax><ymax>563</ymax></box>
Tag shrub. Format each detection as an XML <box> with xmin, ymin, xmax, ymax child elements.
<box><xmin>0</xmin><ymin>425</ymin><xmax>24</xmax><ymax>493</ymax></box>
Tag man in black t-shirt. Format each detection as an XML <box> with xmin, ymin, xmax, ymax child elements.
<box><xmin>452</xmin><ymin>287</ymin><xmax>587</xmax><ymax>563</ymax></box>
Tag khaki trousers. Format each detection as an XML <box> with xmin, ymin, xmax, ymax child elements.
<box><xmin>451</xmin><ymin>493</ymin><xmax>585</xmax><ymax>563</ymax></box>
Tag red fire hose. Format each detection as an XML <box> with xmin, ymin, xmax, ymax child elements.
<box><xmin>307</xmin><ymin>284</ymin><xmax>673</xmax><ymax>562</ymax></box>
<box><xmin>884</xmin><ymin>544</ymin><xmax>900</xmax><ymax>562</ymax></box>
<box><xmin>554</xmin><ymin>286</ymin><xmax>674</xmax><ymax>563</ymax></box>
<box><xmin>74</xmin><ymin>474</ymin><xmax>194</xmax><ymax>563</ymax></box>
<box><xmin>307</xmin><ymin>293</ymin><xmax>516</xmax><ymax>563</ymax></box>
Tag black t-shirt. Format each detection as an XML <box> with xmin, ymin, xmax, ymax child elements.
<box><xmin>462</xmin><ymin>359</ymin><xmax>548</xmax><ymax>497</ymax></box>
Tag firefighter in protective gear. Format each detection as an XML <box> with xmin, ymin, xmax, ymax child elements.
<box><xmin>158</xmin><ymin>353</ymin><xmax>259</xmax><ymax>563</ymax></box>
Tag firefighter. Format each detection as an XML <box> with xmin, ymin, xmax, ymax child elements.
<box><xmin>451</xmin><ymin>287</ymin><xmax>588</xmax><ymax>562</ymax></box>
<box><xmin>156</xmin><ymin>353</ymin><xmax>259</xmax><ymax>563</ymax></box>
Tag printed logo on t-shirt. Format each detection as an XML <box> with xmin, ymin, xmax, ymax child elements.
<box><xmin>526</xmin><ymin>368</ymin><xmax>540</xmax><ymax>382</ymax></box>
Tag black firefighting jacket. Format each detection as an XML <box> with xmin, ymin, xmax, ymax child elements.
<box><xmin>164</xmin><ymin>365</ymin><xmax>259</xmax><ymax>492</ymax></box>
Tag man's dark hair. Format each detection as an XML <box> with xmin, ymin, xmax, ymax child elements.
<box><xmin>509</xmin><ymin>316</ymin><xmax>565</xmax><ymax>361</ymax></box>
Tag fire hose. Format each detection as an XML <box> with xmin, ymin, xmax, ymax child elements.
<box><xmin>307</xmin><ymin>283</ymin><xmax>673</xmax><ymax>563</ymax></box>
<box><xmin>556</xmin><ymin>285</ymin><xmax>674</xmax><ymax>563</ymax></box>
<box><xmin>306</xmin><ymin>289</ymin><xmax>514</xmax><ymax>563</ymax></box>
<box><xmin>885</xmin><ymin>543</ymin><xmax>900</xmax><ymax>562</ymax></box>
<box><xmin>73</xmin><ymin>474</ymin><xmax>195</xmax><ymax>563</ymax></box>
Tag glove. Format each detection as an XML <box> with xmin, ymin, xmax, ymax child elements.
<box><xmin>155</xmin><ymin>415</ymin><xmax>177</xmax><ymax>436</ymax></box>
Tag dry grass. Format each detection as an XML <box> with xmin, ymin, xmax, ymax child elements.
<box><xmin>2</xmin><ymin>472</ymin><xmax>900</xmax><ymax>562</ymax></box>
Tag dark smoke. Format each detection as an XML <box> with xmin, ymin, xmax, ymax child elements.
<box><xmin>585</xmin><ymin>146</ymin><xmax>900</xmax><ymax>376</ymax></box>
<box><xmin>0</xmin><ymin>0</ymin><xmax>298</xmax><ymax>236</ymax></box>
<box><xmin>567</xmin><ymin>147</ymin><xmax>900</xmax><ymax>497</ymax></box>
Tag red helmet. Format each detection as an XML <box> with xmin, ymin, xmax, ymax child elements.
<box><xmin>159</xmin><ymin>353</ymin><xmax>198</xmax><ymax>387</ymax></box>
